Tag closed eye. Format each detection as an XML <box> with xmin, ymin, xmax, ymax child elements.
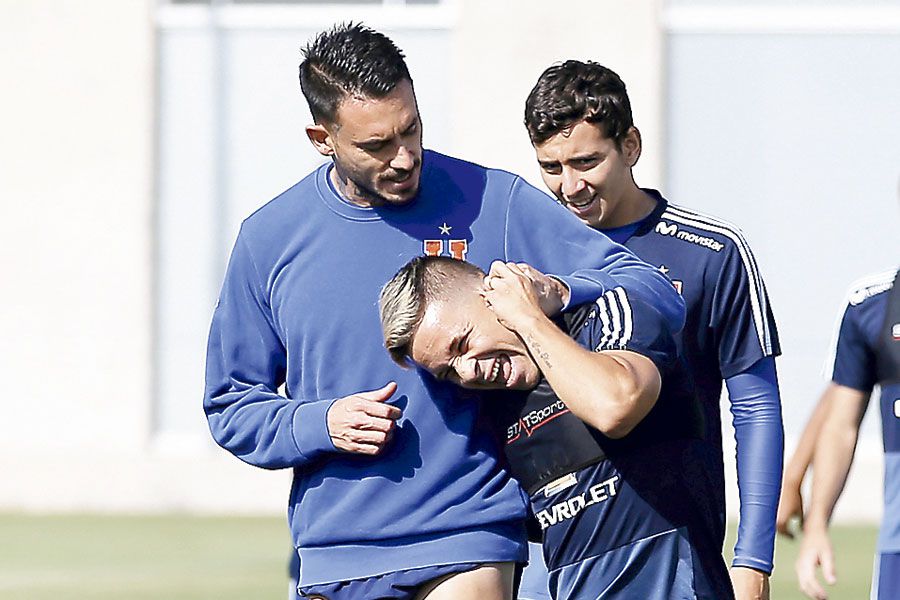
<box><xmin>457</xmin><ymin>331</ymin><xmax>470</xmax><ymax>354</ymax></box>
<box><xmin>359</xmin><ymin>140</ymin><xmax>388</xmax><ymax>152</ymax></box>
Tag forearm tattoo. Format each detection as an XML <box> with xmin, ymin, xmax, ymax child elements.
<box><xmin>526</xmin><ymin>332</ymin><xmax>552</xmax><ymax>370</ymax></box>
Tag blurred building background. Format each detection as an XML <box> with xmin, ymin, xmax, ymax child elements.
<box><xmin>2</xmin><ymin>0</ymin><xmax>898</xmax><ymax>521</ymax></box>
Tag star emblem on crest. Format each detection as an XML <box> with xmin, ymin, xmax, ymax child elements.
<box><xmin>439</xmin><ymin>223</ymin><xmax>452</xmax><ymax>235</ymax></box>
<box><xmin>659</xmin><ymin>265</ymin><xmax>669</xmax><ymax>275</ymax></box>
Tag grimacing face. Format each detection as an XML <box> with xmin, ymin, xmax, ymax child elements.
<box><xmin>326</xmin><ymin>79</ymin><xmax>423</xmax><ymax>206</ymax></box>
<box><xmin>534</xmin><ymin>120</ymin><xmax>639</xmax><ymax>229</ymax></box>
<box><xmin>409</xmin><ymin>284</ymin><xmax>542</xmax><ymax>391</ymax></box>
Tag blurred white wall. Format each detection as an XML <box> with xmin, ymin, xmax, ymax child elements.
<box><xmin>0</xmin><ymin>0</ymin><xmax>155</xmax><ymax>454</ymax></box>
<box><xmin>664</xmin><ymin>0</ymin><xmax>900</xmax><ymax>523</ymax></box>
<box><xmin>1</xmin><ymin>0</ymin><xmax>895</xmax><ymax>522</ymax></box>
<box><xmin>0</xmin><ymin>0</ymin><xmax>288</xmax><ymax>514</ymax></box>
<box><xmin>452</xmin><ymin>0</ymin><xmax>665</xmax><ymax>190</ymax></box>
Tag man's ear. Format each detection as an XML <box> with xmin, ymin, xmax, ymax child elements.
<box><xmin>623</xmin><ymin>126</ymin><xmax>642</xmax><ymax>168</ymax></box>
<box><xmin>306</xmin><ymin>123</ymin><xmax>335</xmax><ymax>157</ymax></box>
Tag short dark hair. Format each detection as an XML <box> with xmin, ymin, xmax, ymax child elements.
<box><xmin>524</xmin><ymin>60</ymin><xmax>633</xmax><ymax>147</ymax></box>
<box><xmin>299</xmin><ymin>22</ymin><xmax>412</xmax><ymax>124</ymax></box>
<box><xmin>379</xmin><ymin>256</ymin><xmax>484</xmax><ymax>366</ymax></box>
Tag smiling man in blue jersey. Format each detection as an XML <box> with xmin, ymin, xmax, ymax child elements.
<box><xmin>794</xmin><ymin>268</ymin><xmax>900</xmax><ymax>600</ymax></box>
<box><xmin>379</xmin><ymin>255</ymin><xmax>733</xmax><ymax>599</ymax></box>
<box><xmin>517</xmin><ymin>60</ymin><xmax>783</xmax><ymax>600</ymax></box>
<box><xmin>203</xmin><ymin>25</ymin><xmax>684</xmax><ymax>600</ymax></box>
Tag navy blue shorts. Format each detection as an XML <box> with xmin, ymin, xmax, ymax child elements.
<box><xmin>873</xmin><ymin>552</ymin><xmax>900</xmax><ymax>600</ymax></box>
<box><xmin>530</xmin><ymin>440</ymin><xmax>732</xmax><ymax>600</ymax></box>
<box><xmin>297</xmin><ymin>562</ymin><xmax>487</xmax><ymax>600</ymax></box>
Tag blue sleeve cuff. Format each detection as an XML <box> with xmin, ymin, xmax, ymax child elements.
<box><xmin>292</xmin><ymin>398</ymin><xmax>339</xmax><ymax>461</ymax></box>
<box><xmin>732</xmin><ymin>556</ymin><xmax>774</xmax><ymax>575</ymax></box>
<box><xmin>553</xmin><ymin>273</ymin><xmax>615</xmax><ymax>309</ymax></box>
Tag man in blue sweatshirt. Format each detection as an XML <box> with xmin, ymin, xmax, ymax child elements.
<box><xmin>517</xmin><ymin>60</ymin><xmax>783</xmax><ymax>600</ymax></box>
<box><xmin>203</xmin><ymin>24</ymin><xmax>683</xmax><ymax>600</ymax></box>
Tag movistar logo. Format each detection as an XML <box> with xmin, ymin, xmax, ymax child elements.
<box><xmin>656</xmin><ymin>221</ymin><xmax>678</xmax><ymax>237</ymax></box>
<box><xmin>656</xmin><ymin>221</ymin><xmax>724</xmax><ymax>252</ymax></box>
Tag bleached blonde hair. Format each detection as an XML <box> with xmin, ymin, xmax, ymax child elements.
<box><xmin>379</xmin><ymin>255</ymin><xmax>483</xmax><ymax>366</ymax></box>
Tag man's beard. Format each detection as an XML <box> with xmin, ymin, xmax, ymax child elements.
<box><xmin>334</xmin><ymin>159</ymin><xmax>419</xmax><ymax>207</ymax></box>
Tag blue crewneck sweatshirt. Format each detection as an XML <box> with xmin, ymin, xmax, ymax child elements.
<box><xmin>204</xmin><ymin>151</ymin><xmax>684</xmax><ymax>586</ymax></box>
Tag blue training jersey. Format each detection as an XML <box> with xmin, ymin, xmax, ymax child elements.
<box><xmin>203</xmin><ymin>150</ymin><xmax>684</xmax><ymax>587</ymax></box>
<box><xmin>489</xmin><ymin>291</ymin><xmax>732</xmax><ymax>599</ymax></box>
<box><xmin>605</xmin><ymin>191</ymin><xmax>781</xmax><ymax>456</ymax></box>
<box><xmin>604</xmin><ymin>191</ymin><xmax>782</xmax><ymax>565</ymax></box>
<box><xmin>826</xmin><ymin>268</ymin><xmax>900</xmax><ymax>553</ymax></box>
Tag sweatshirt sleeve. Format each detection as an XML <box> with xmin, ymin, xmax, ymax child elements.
<box><xmin>502</xmin><ymin>177</ymin><xmax>685</xmax><ymax>334</ymax></box>
<box><xmin>203</xmin><ymin>229</ymin><xmax>337</xmax><ymax>470</ymax></box>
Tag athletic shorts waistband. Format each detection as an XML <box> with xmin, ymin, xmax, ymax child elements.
<box><xmin>296</xmin><ymin>521</ymin><xmax>527</xmax><ymax>586</ymax></box>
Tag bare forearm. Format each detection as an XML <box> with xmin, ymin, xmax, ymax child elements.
<box><xmin>785</xmin><ymin>391</ymin><xmax>833</xmax><ymax>486</ymax></box>
<box><xmin>804</xmin><ymin>419</ymin><xmax>859</xmax><ymax>529</ymax></box>
<box><xmin>804</xmin><ymin>386</ymin><xmax>868</xmax><ymax>530</ymax></box>
<box><xmin>515</xmin><ymin>314</ymin><xmax>658</xmax><ymax>438</ymax></box>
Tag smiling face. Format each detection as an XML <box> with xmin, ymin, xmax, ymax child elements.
<box><xmin>311</xmin><ymin>79</ymin><xmax>423</xmax><ymax>207</ymax></box>
<box><xmin>533</xmin><ymin>120</ymin><xmax>641</xmax><ymax>229</ymax></box>
<box><xmin>408</xmin><ymin>283</ymin><xmax>541</xmax><ymax>391</ymax></box>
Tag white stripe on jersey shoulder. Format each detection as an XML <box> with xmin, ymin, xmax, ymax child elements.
<box><xmin>844</xmin><ymin>267</ymin><xmax>897</xmax><ymax>306</ymax></box>
<box><xmin>593</xmin><ymin>287</ymin><xmax>633</xmax><ymax>351</ymax></box>
<box><xmin>822</xmin><ymin>267</ymin><xmax>898</xmax><ymax>380</ymax></box>
<box><xmin>593</xmin><ymin>294</ymin><xmax>614</xmax><ymax>349</ymax></box>
<box><xmin>661</xmin><ymin>203</ymin><xmax>773</xmax><ymax>355</ymax></box>
<box><xmin>613</xmin><ymin>287</ymin><xmax>634</xmax><ymax>348</ymax></box>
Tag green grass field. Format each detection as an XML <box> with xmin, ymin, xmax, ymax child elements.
<box><xmin>0</xmin><ymin>514</ymin><xmax>288</xmax><ymax>599</ymax></box>
<box><xmin>0</xmin><ymin>513</ymin><xmax>877</xmax><ymax>599</ymax></box>
<box><xmin>725</xmin><ymin>522</ymin><xmax>877</xmax><ymax>600</ymax></box>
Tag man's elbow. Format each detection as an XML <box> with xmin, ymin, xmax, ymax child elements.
<box><xmin>601</xmin><ymin>418</ymin><xmax>638</xmax><ymax>440</ymax></box>
<box><xmin>599</xmin><ymin>404</ymin><xmax>646</xmax><ymax>439</ymax></box>
<box><xmin>595</xmin><ymin>388</ymin><xmax>658</xmax><ymax>439</ymax></box>
<box><xmin>613</xmin><ymin>367</ymin><xmax>662</xmax><ymax>436</ymax></box>
<box><xmin>579</xmin><ymin>354</ymin><xmax>661</xmax><ymax>438</ymax></box>
<box><xmin>205</xmin><ymin>409</ymin><xmax>235</xmax><ymax>451</ymax></box>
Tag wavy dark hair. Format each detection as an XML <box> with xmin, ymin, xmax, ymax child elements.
<box><xmin>299</xmin><ymin>22</ymin><xmax>412</xmax><ymax>124</ymax></box>
<box><xmin>525</xmin><ymin>60</ymin><xmax>633</xmax><ymax>148</ymax></box>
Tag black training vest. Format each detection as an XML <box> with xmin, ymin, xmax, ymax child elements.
<box><xmin>487</xmin><ymin>307</ymin><xmax>608</xmax><ymax>495</ymax></box>
<box><xmin>486</xmin><ymin>305</ymin><xmax>704</xmax><ymax>496</ymax></box>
